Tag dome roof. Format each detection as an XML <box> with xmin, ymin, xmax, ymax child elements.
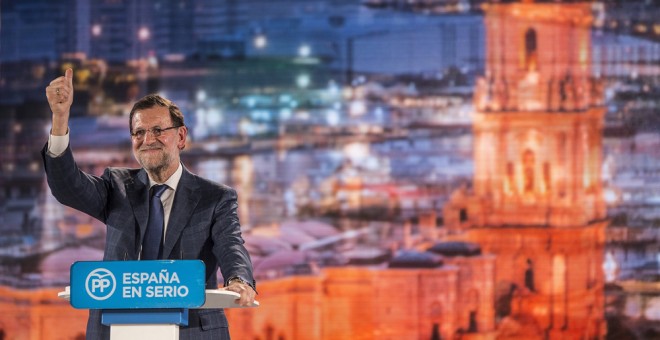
<box><xmin>426</xmin><ymin>241</ymin><xmax>481</xmax><ymax>257</ymax></box>
<box><xmin>388</xmin><ymin>250</ymin><xmax>442</xmax><ymax>269</ymax></box>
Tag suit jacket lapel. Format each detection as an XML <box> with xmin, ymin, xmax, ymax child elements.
<box><xmin>162</xmin><ymin>166</ymin><xmax>200</xmax><ymax>259</ymax></box>
<box><xmin>125</xmin><ymin>169</ymin><xmax>150</xmax><ymax>256</ymax></box>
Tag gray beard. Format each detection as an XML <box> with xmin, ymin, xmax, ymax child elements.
<box><xmin>137</xmin><ymin>153</ymin><xmax>172</xmax><ymax>180</ymax></box>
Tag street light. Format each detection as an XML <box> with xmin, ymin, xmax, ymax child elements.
<box><xmin>296</xmin><ymin>74</ymin><xmax>310</xmax><ymax>88</ymax></box>
<box><xmin>298</xmin><ymin>44</ymin><xmax>311</xmax><ymax>58</ymax></box>
<box><xmin>254</xmin><ymin>34</ymin><xmax>267</xmax><ymax>49</ymax></box>
<box><xmin>138</xmin><ymin>27</ymin><xmax>150</xmax><ymax>41</ymax></box>
<box><xmin>196</xmin><ymin>89</ymin><xmax>207</xmax><ymax>103</ymax></box>
<box><xmin>92</xmin><ymin>24</ymin><xmax>102</xmax><ymax>37</ymax></box>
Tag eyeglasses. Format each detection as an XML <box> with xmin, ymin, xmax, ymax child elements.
<box><xmin>131</xmin><ymin>125</ymin><xmax>181</xmax><ymax>140</ymax></box>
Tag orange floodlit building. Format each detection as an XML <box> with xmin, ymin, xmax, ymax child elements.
<box><xmin>0</xmin><ymin>286</ymin><xmax>88</xmax><ymax>339</ymax></box>
<box><xmin>226</xmin><ymin>255</ymin><xmax>497</xmax><ymax>340</ymax></box>
<box><xmin>444</xmin><ymin>0</ymin><xmax>608</xmax><ymax>339</ymax></box>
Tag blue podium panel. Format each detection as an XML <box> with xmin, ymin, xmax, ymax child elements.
<box><xmin>101</xmin><ymin>309</ymin><xmax>189</xmax><ymax>326</ymax></box>
<box><xmin>70</xmin><ymin>260</ymin><xmax>206</xmax><ymax>309</ymax></box>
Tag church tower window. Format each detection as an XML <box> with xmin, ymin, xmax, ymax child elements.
<box><xmin>524</xmin><ymin>28</ymin><xmax>538</xmax><ymax>72</ymax></box>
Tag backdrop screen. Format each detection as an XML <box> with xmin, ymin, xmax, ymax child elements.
<box><xmin>0</xmin><ymin>0</ymin><xmax>658</xmax><ymax>339</ymax></box>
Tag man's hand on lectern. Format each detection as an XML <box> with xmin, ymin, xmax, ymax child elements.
<box><xmin>224</xmin><ymin>279</ymin><xmax>256</xmax><ymax>306</ymax></box>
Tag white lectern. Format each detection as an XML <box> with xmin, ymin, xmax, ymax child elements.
<box><xmin>61</xmin><ymin>260</ymin><xmax>258</xmax><ymax>340</ymax></box>
<box><xmin>59</xmin><ymin>287</ymin><xmax>259</xmax><ymax>340</ymax></box>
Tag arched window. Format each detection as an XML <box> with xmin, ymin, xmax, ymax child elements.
<box><xmin>525</xmin><ymin>258</ymin><xmax>536</xmax><ymax>292</ymax></box>
<box><xmin>506</xmin><ymin>161</ymin><xmax>515</xmax><ymax>194</ymax></box>
<box><xmin>522</xmin><ymin>149</ymin><xmax>535</xmax><ymax>194</ymax></box>
<box><xmin>459</xmin><ymin>208</ymin><xmax>468</xmax><ymax>222</ymax></box>
<box><xmin>431</xmin><ymin>323</ymin><xmax>442</xmax><ymax>340</ymax></box>
<box><xmin>524</xmin><ymin>28</ymin><xmax>538</xmax><ymax>71</ymax></box>
<box><xmin>468</xmin><ymin>311</ymin><xmax>478</xmax><ymax>333</ymax></box>
<box><xmin>467</xmin><ymin>289</ymin><xmax>480</xmax><ymax>332</ymax></box>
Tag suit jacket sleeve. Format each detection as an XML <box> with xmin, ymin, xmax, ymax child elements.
<box><xmin>211</xmin><ymin>187</ymin><xmax>257</xmax><ymax>291</ymax></box>
<box><xmin>41</xmin><ymin>143</ymin><xmax>111</xmax><ymax>223</ymax></box>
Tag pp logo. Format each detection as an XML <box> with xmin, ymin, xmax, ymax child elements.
<box><xmin>85</xmin><ymin>268</ymin><xmax>116</xmax><ymax>301</ymax></box>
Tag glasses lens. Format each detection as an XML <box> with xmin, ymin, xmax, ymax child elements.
<box><xmin>132</xmin><ymin>130</ymin><xmax>145</xmax><ymax>139</ymax></box>
<box><xmin>151</xmin><ymin>127</ymin><xmax>163</xmax><ymax>137</ymax></box>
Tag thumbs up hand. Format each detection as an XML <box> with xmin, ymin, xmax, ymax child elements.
<box><xmin>46</xmin><ymin>68</ymin><xmax>74</xmax><ymax>136</ymax></box>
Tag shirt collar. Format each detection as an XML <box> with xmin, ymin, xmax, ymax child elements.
<box><xmin>148</xmin><ymin>163</ymin><xmax>183</xmax><ymax>191</ymax></box>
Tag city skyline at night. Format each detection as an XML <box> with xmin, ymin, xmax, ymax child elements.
<box><xmin>1</xmin><ymin>0</ymin><xmax>660</xmax><ymax>339</ymax></box>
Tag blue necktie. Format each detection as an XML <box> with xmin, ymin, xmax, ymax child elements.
<box><xmin>142</xmin><ymin>184</ymin><xmax>168</xmax><ymax>260</ymax></box>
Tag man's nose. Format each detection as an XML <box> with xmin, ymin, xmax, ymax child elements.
<box><xmin>144</xmin><ymin>130</ymin><xmax>158</xmax><ymax>143</ymax></box>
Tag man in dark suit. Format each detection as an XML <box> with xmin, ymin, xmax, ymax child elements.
<box><xmin>42</xmin><ymin>68</ymin><xmax>256</xmax><ymax>339</ymax></box>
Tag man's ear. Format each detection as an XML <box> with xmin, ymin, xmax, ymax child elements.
<box><xmin>178</xmin><ymin>126</ymin><xmax>188</xmax><ymax>150</ymax></box>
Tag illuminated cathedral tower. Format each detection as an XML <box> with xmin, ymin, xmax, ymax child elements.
<box><xmin>444</xmin><ymin>1</ymin><xmax>607</xmax><ymax>339</ymax></box>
